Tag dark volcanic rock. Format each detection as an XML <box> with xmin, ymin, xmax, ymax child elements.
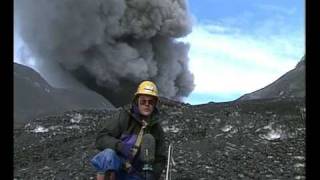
<box><xmin>14</xmin><ymin>63</ymin><xmax>115</xmax><ymax>129</ymax></box>
<box><xmin>238</xmin><ymin>57</ymin><xmax>305</xmax><ymax>101</ymax></box>
<box><xmin>14</xmin><ymin>97</ymin><xmax>305</xmax><ymax>179</ymax></box>
<box><xmin>14</xmin><ymin>109</ymin><xmax>116</xmax><ymax>180</ymax></box>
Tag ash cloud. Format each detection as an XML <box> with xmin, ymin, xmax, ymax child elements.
<box><xmin>14</xmin><ymin>0</ymin><xmax>195</xmax><ymax>107</ymax></box>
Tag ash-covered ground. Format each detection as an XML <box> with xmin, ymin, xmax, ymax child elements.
<box><xmin>14</xmin><ymin>97</ymin><xmax>305</xmax><ymax>180</ymax></box>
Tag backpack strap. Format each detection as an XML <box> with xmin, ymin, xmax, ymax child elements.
<box><xmin>131</xmin><ymin>119</ymin><xmax>147</xmax><ymax>157</ymax></box>
<box><xmin>124</xmin><ymin>119</ymin><xmax>148</xmax><ymax>171</ymax></box>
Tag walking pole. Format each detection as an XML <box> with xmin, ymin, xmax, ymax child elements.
<box><xmin>165</xmin><ymin>144</ymin><xmax>173</xmax><ymax>180</ymax></box>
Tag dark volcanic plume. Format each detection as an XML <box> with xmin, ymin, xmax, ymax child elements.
<box><xmin>14</xmin><ymin>0</ymin><xmax>195</xmax><ymax>107</ymax></box>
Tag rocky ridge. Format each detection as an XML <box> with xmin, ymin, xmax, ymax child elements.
<box><xmin>238</xmin><ymin>57</ymin><xmax>305</xmax><ymax>101</ymax></box>
<box><xmin>14</xmin><ymin>63</ymin><xmax>114</xmax><ymax>129</ymax></box>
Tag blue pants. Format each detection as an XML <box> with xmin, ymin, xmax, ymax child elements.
<box><xmin>90</xmin><ymin>148</ymin><xmax>142</xmax><ymax>180</ymax></box>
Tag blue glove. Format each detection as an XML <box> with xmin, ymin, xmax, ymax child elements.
<box><xmin>117</xmin><ymin>134</ymin><xmax>138</xmax><ymax>160</ymax></box>
<box><xmin>117</xmin><ymin>142</ymin><xmax>131</xmax><ymax>157</ymax></box>
<box><xmin>116</xmin><ymin>142</ymin><xmax>133</xmax><ymax>160</ymax></box>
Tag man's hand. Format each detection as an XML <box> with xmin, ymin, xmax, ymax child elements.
<box><xmin>123</xmin><ymin>161</ymin><xmax>140</xmax><ymax>175</ymax></box>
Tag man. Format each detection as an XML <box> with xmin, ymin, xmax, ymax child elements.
<box><xmin>91</xmin><ymin>80</ymin><xmax>167</xmax><ymax>180</ymax></box>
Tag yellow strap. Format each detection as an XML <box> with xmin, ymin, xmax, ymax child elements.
<box><xmin>124</xmin><ymin>120</ymin><xmax>147</xmax><ymax>171</ymax></box>
<box><xmin>131</xmin><ymin>120</ymin><xmax>147</xmax><ymax>157</ymax></box>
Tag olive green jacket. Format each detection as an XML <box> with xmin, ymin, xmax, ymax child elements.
<box><xmin>95</xmin><ymin>107</ymin><xmax>167</xmax><ymax>179</ymax></box>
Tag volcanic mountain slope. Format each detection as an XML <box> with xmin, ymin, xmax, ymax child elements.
<box><xmin>14</xmin><ymin>97</ymin><xmax>305</xmax><ymax>179</ymax></box>
<box><xmin>14</xmin><ymin>63</ymin><xmax>114</xmax><ymax>129</ymax></box>
<box><xmin>238</xmin><ymin>57</ymin><xmax>305</xmax><ymax>101</ymax></box>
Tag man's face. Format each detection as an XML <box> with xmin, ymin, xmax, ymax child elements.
<box><xmin>138</xmin><ymin>95</ymin><xmax>157</xmax><ymax>117</ymax></box>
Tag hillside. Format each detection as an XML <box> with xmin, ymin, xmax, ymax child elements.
<box><xmin>238</xmin><ymin>58</ymin><xmax>305</xmax><ymax>101</ymax></box>
<box><xmin>14</xmin><ymin>63</ymin><xmax>115</xmax><ymax>129</ymax></box>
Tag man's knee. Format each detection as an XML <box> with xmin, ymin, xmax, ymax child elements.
<box><xmin>101</xmin><ymin>148</ymin><xmax>117</xmax><ymax>157</ymax></box>
<box><xmin>91</xmin><ymin>148</ymin><xmax>122</xmax><ymax>172</ymax></box>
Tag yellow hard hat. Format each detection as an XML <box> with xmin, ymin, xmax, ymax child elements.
<box><xmin>134</xmin><ymin>80</ymin><xmax>159</xmax><ymax>98</ymax></box>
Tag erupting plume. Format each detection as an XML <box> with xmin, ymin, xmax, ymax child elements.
<box><xmin>14</xmin><ymin>0</ymin><xmax>195</xmax><ymax>106</ymax></box>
